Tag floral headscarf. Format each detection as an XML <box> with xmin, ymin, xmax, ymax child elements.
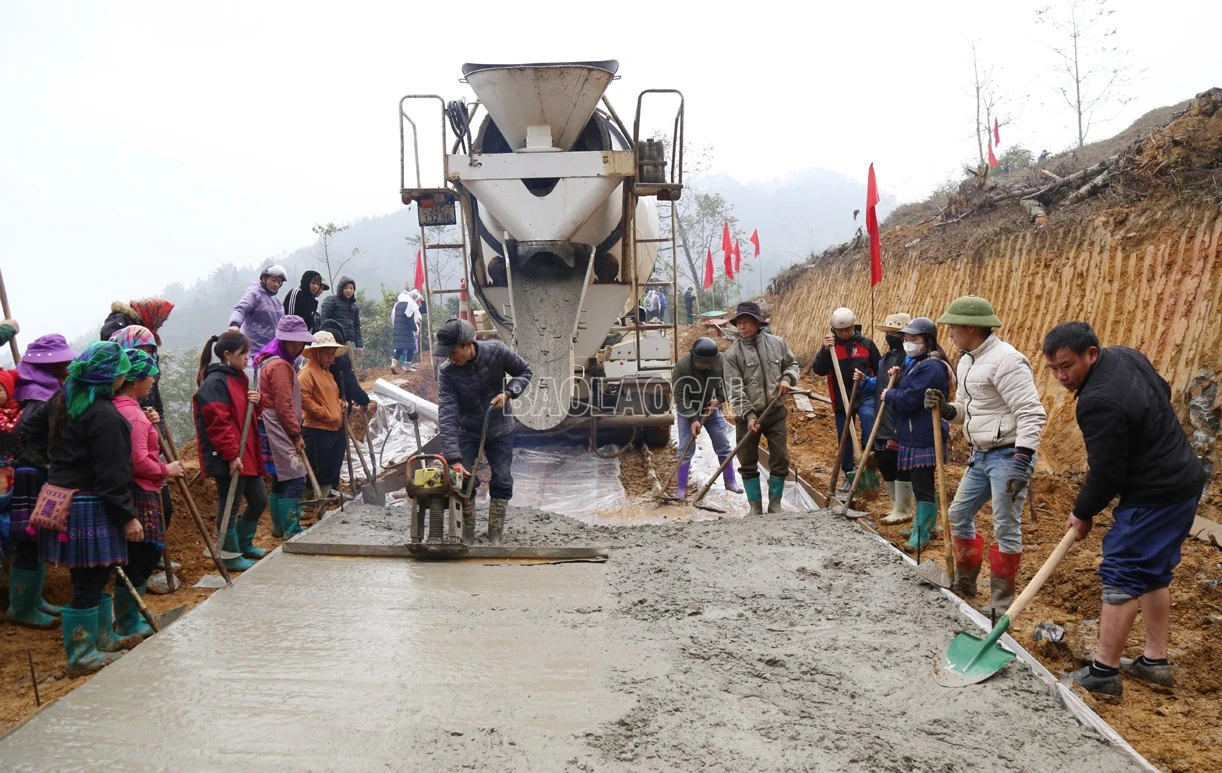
<box><xmin>64</xmin><ymin>342</ymin><xmax>131</xmax><ymax>420</ymax></box>
<box><xmin>109</xmin><ymin>325</ymin><xmax>157</xmax><ymax>351</ymax></box>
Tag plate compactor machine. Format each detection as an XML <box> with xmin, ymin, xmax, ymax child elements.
<box><xmin>404</xmin><ymin>454</ymin><xmax>473</xmax><ymax>558</ymax></box>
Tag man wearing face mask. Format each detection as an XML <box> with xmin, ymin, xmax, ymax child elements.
<box><xmin>812</xmin><ymin>307</ymin><xmax>881</xmax><ymax>491</ymax></box>
<box><xmin>925</xmin><ymin>295</ymin><xmax>1047</xmax><ymax>616</ymax></box>
<box><xmin>868</xmin><ymin>312</ymin><xmax>915</xmax><ymax>524</ymax></box>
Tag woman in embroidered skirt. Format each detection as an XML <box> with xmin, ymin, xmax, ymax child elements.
<box><xmin>193</xmin><ymin>331</ymin><xmax>265</xmax><ymax>573</ymax></box>
<box><xmin>112</xmin><ymin>349</ymin><xmax>184</xmax><ymax>640</ymax></box>
<box><xmin>39</xmin><ymin>342</ymin><xmax>144</xmax><ymax>676</ymax></box>
<box><xmin>6</xmin><ymin>334</ymin><xmax>78</xmax><ymax>629</ymax></box>
<box><xmin>874</xmin><ymin>318</ymin><xmax>951</xmax><ymax>553</ymax></box>
<box><xmin>255</xmin><ymin>316</ymin><xmax>315</xmax><ymax>543</ymax></box>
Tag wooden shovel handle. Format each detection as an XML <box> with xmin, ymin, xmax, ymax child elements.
<box><xmin>216</xmin><ymin>401</ymin><xmax>255</xmax><ymax>541</ymax></box>
<box><xmin>844</xmin><ymin>373</ymin><xmax>897</xmax><ymax>508</ymax></box>
<box><xmin>827</xmin><ymin>378</ymin><xmax>860</xmax><ymax>497</ymax></box>
<box><xmin>115</xmin><ymin>567</ymin><xmax>160</xmax><ymax>633</ymax></box>
<box><xmin>1004</xmin><ymin>528</ymin><xmax>1077</xmax><ymax>622</ymax></box>
<box><xmin>692</xmin><ymin>389</ymin><xmax>786</xmax><ymax>504</ymax></box>
<box><xmin>932</xmin><ymin>403</ymin><xmax>953</xmax><ymax>573</ymax></box>
<box><xmin>0</xmin><ymin>266</ymin><xmax>19</xmax><ymax>365</ymax></box>
<box><xmin>299</xmin><ymin>448</ymin><xmax>324</xmax><ymax>502</ymax></box>
<box><xmin>157</xmin><ymin>431</ymin><xmax>231</xmax><ymax>584</ymax></box>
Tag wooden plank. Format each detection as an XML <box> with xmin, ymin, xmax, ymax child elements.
<box><xmin>283</xmin><ymin>542</ymin><xmax>610</xmax><ymax>560</ymax></box>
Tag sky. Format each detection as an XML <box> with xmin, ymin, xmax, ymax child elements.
<box><xmin>1</xmin><ymin>0</ymin><xmax>1217</xmax><ymax>346</ymax></box>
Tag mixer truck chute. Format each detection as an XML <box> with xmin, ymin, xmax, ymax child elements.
<box><xmin>399</xmin><ymin>61</ymin><xmax>685</xmax><ymax>448</ymax></box>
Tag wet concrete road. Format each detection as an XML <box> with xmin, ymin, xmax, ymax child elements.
<box><xmin>0</xmin><ymin>555</ymin><xmax>626</xmax><ymax>771</ymax></box>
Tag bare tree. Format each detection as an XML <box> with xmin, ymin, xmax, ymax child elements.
<box><xmin>312</xmin><ymin>222</ymin><xmax>352</xmax><ymax>288</ymax></box>
<box><xmin>968</xmin><ymin>41</ymin><xmax>1017</xmax><ymax>171</ymax></box>
<box><xmin>1037</xmin><ymin>0</ymin><xmax>1134</xmax><ymax>148</ymax></box>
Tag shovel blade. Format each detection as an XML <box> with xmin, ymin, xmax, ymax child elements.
<box><xmin>360</xmin><ymin>487</ymin><xmax>387</xmax><ymax>506</ymax></box>
<box><xmin>914</xmin><ymin>559</ymin><xmax>954</xmax><ymax>589</ymax></box>
<box><xmin>934</xmin><ymin>629</ymin><xmax>1017</xmax><ymax>687</ymax></box>
<box><xmin>158</xmin><ymin>605</ymin><xmax>188</xmax><ymax>629</ymax></box>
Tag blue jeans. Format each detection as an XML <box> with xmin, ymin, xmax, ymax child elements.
<box><xmin>459</xmin><ymin>431</ymin><xmax>515</xmax><ymax>500</ymax></box>
<box><xmin>675</xmin><ymin>408</ymin><xmax>734</xmax><ymax>465</ymax></box>
<box><xmin>948</xmin><ymin>446</ymin><xmax>1028</xmax><ymax>553</ymax></box>
<box><xmin>834</xmin><ymin>398</ymin><xmax>875</xmax><ymax>474</ymax></box>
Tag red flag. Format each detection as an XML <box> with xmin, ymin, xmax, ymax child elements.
<box><xmin>866</xmin><ymin>163</ymin><xmax>883</xmax><ymax>287</ymax></box>
<box><xmin>733</xmin><ymin>240</ymin><xmax>742</xmax><ymax>272</ymax></box>
<box><xmin>702</xmin><ymin>248</ymin><xmax>714</xmax><ymax>289</ymax></box>
<box><xmin>721</xmin><ymin>221</ymin><xmax>733</xmax><ymax>278</ymax></box>
<box><xmin>993</xmin><ymin>117</ymin><xmax>1001</xmax><ymax>146</ymax></box>
<box><xmin>987</xmin><ymin>140</ymin><xmax>999</xmax><ymax>168</ymax></box>
<box><xmin>413</xmin><ymin>249</ymin><xmax>425</xmax><ymax>291</ymax></box>
<box><xmin>749</xmin><ymin>229</ymin><xmax>760</xmax><ymax>257</ymax></box>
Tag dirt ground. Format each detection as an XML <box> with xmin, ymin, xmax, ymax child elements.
<box><xmin>0</xmin><ymin>363</ymin><xmax>437</xmax><ymax>734</ymax></box>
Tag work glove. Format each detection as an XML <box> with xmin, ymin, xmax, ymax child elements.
<box><xmin>1006</xmin><ymin>450</ymin><xmax>1034</xmax><ymax>502</ymax></box>
<box><xmin>923</xmin><ymin>389</ymin><xmax>956</xmax><ymax>420</ymax></box>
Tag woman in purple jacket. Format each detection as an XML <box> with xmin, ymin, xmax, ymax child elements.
<box><xmin>228</xmin><ymin>265</ymin><xmax>287</xmax><ymax>354</ymax></box>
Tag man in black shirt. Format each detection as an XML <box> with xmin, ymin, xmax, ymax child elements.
<box><xmin>1043</xmin><ymin>322</ymin><xmax>1206</xmax><ymax>699</ymax></box>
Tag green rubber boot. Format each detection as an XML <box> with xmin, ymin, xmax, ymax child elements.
<box><xmin>268</xmin><ymin>492</ymin><xmax>284</xmax><ymax>538</ymax></box>
<box><xmin>281</xmin><ymin>497</ymin><xmax>304</xmax><ymax>539</ymax></box>
<box><xmin>744</xmin><ymin>477</ymin><xmax>763</xmax><ymax>516</ymax></box>
<box><xmin>97</xmin><ymin>593</ymin><xmax>143</xmax><ymax>652</ymax></box>
<box><xmin>113</xmin><ymin>582</ymin><xmax>155</xmax><ymax>640</ymax></box>
<box><xmin>235</xmin><ymin>518</ymin><xmax>267</xmax><ymax>559</ymax></box>
<box><xmin>62</xmin><ymin>606</ymin><xmax>124</xmax><ymax>678</ymax></box>
<box><xmin>767</xmin><ymin>475</ymin><xmax>786</xmax><ymax>513</ymax></box>
<box><xmin>221</xmin><ymin>527</ymin><xmax>256</xmax><ymax>572</ymax></box>
<box><xmin>5</xmin><ymin>566</ymin><xmax>59</xmax><ymax>629</ymax></box>
<box><xmin>35</xmin><ymin>564</ymin><xmax>64</xmax><ymax>617</ymax></box>
<box><xmin>907</xmin><ymin>501</ymin><xmax>938</xmax><ymax>551</ymax></box>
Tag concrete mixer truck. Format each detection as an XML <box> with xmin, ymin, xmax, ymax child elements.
<box><xmin>399</xmin><ymin>60</ymin><xmax>685</xmax><ymax>448</ymax></box>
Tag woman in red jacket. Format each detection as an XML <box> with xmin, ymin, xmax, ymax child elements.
<box><xmin>113</xmin><ymin>349</ymin><xmax>184</xmax><ymax>639</ymax></box>
<box><xmin>192</xmin><ymin>331</ymin><xmax>264</xmax><ymax>572</ymax></box>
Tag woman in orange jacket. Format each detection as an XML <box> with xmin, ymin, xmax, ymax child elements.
<box><xmin>299</xmin><ymin>331</ymin><xmax>347</xmax><ymax>495</ymax></box>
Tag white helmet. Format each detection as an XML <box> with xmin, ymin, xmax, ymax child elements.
<box><xmin>829</xmin><ymin>307</ymin><xmax>856</xmax><ymax>329</ymax></box>
<box><xmin>262</xmin><ymin>264</ymin><xmax>288</xmax><ymax>279</ymax></box>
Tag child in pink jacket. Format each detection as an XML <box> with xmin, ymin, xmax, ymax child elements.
<box><xmin>112</xmin><ymin>349</ymin><xmax>183</xmax><ymax>640</ymax></box>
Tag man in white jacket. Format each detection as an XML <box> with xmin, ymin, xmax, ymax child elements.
<box><xmin>925</xmin><ymin>295</ymin><xmax>1047</xmax><ymax>617</ymax></box>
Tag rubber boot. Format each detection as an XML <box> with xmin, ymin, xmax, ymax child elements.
<box><xmin>952</xmin><ymin>535</ymin><xmax>985</xmax><ymax>596</ymax></box>
<box><xmin>235</xmin><ymin>518</ymin><xmax>267</xmax><ymax>559</ymax></box>
<box><xmin>281</xmin><ymin>498</ymin><xmax>303</xmax><ymax>539</ymax></box>
<box><xmin>743</xmin><ymin>477</ymin><xmax>764</xmax><ymax>516</ymax></box>
<box><xmin>719</xmin><ymin>458</ymin><xmax>743</xmax><ymax>493</ymax></box>
<box><xmin>62</xmin><ymin>606</ymin><xmax>123</xmax><ymax>678</ymax></box>
<box><xmin>268</xmin><ymin>492</ymin><xmax>284</xmax><ymax>538</ymax></box>
<box><xmin>113</xmin><ymin>582</ymin><xmax>155</xmax><ymax>640</ymax></box>
<box><xmin>767</xmin><ymin>475</ymin><xmax>785</xmax><ymax>513</ymax></box>
<box><xmin>488</xmin><ymin>498</ymin><xmax>508</xmax><ymax>545</ymax></box>
<box><xmin>980</xmin><ymin>545</ymin><xmax>1022</xmax><ymax>618</ymax></box>
<box><xmin>907</xmin><ymin>501</ymin><xmax>938</xmax><ymax>551</ymax></box>
<box><xmin>5</xmin><ymin>567</ymin><xmax>59</xmax><ymax>629</ymax></box>
<box><xmin>97</xmin><ymin>593</ymin><xmax>143</xmax><ymax>652</ymax></box>
<box><xmin>881</xmin><ymin>481</ymin><xmax>915</xmax><ymax>525</ymax></box>
<box><xmin>675</xmin><ymin>463</ymin><xmax>690</xmax><ymax>499</ymax></box>
<box><xmin>221</xmin><ymin>527</ymin><xmax>257</xmax><ymax>572</ymax></box>
<box><xmin>35</xmin><ymin>564</ymin><xmax>64</xmax><ymax>617</ymax></box>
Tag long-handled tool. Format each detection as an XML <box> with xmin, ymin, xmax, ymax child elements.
<box><xmin>934</xmin><ymin>527</ymin><xmax>1077</xmax><ymax>687</ymax></box>
<box><xmin>215</xmin><ymin>401</ymin><xmax>255</xmax><ymax>554</ymax></box>
<box><xmin>657</xmin><ymin>404</ymin><xmax>715</xmax><ymax>504</ymax></box>
<box><xmin>690</xmin><ymin>390</ymin><xmax>788</xmax><ymax>512</ymax></box>
<box><xmin>915</xmin><ymin>403</ymin><xmax>956</xmax><ymax>587</ymax></box>
<box><xmin>153</xmin><ymin>425</ymin><xmax>180</xmax><ymax>594</ymax></box>
<box><xmin>115</xmin><ymin>566</ymin><xmax>186</xmax><ymax>633</ymax></box>
<box><xmin>157</xmin><ymin>431</ymin><xmax>232</xmax><ymax>585</ymax></box>
<box><xmin>829</xmin><ymin>344</ymin><xmax>861</xmax><ymax>467</ymax></box>
<box><xmin>0</xmin><ymin>266</ymin><xmax>20</xmax><ymax>364</ymax></box>
<box><xmin>360</xmin><ymin>410</ymin><xmax>381</xmax><ymax>476</ymax></box>
<box><xmin>345</xmin><ymin>420</ymin><xmax>384</xmax><ymax>505</ymax></box>
<box><xmin>834</xmin><ymin>373</ymin><xmax>897</xmax><ymax>516</ymax></box>
<box><xmin>826</xmin><ymin>379</ymin><xmax>860</xmax><ymax>499</ymax></box>
<box><xmin>298</xmin><ymin>450</ymin><xmax>328</xmax><ymax>508</ymax></box>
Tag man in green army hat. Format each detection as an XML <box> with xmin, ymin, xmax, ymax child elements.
<box><xmin>924</xmin><ymin>295</ymin><xmax>1047</xmax><ymax>617</ymax></box>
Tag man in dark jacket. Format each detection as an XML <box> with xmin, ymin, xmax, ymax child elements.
<box><xmin>683</xmin><ymin>287</ymin><xmax>696</xmax><ymax>324</ymax></box>
<box><xmin>811</xmin><ymin>306</ymin><xmax>881</xmax><ymax>488</ymax></box>
<box><xmin>284</xmin><ymin>271</ymin><xmax>328</xmax><ymax>332</ymax></box>
<box><xmin>320</xmin><ymin>276</ymin><xmax>363</xmax><ymax>356</ymax></box>
<box><xmin>1044</xmin><ymin>322</ymin><xmax>1206</xmax><ymax>699</ymax></box>
<box><xmin>670</xmin><ymin>337</ymin><xmax>741</xmax><ymax>499</ymax></box>
<box><xmin>436</xmin><ymin>318</ymin><xmax>532</xmax><ymax>544</ymax></box>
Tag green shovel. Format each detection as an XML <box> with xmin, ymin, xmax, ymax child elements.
<box><xmin>935</xmin><ymin>527</ymin><xmax>1077</xmax><ymax>687</ymax></box>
